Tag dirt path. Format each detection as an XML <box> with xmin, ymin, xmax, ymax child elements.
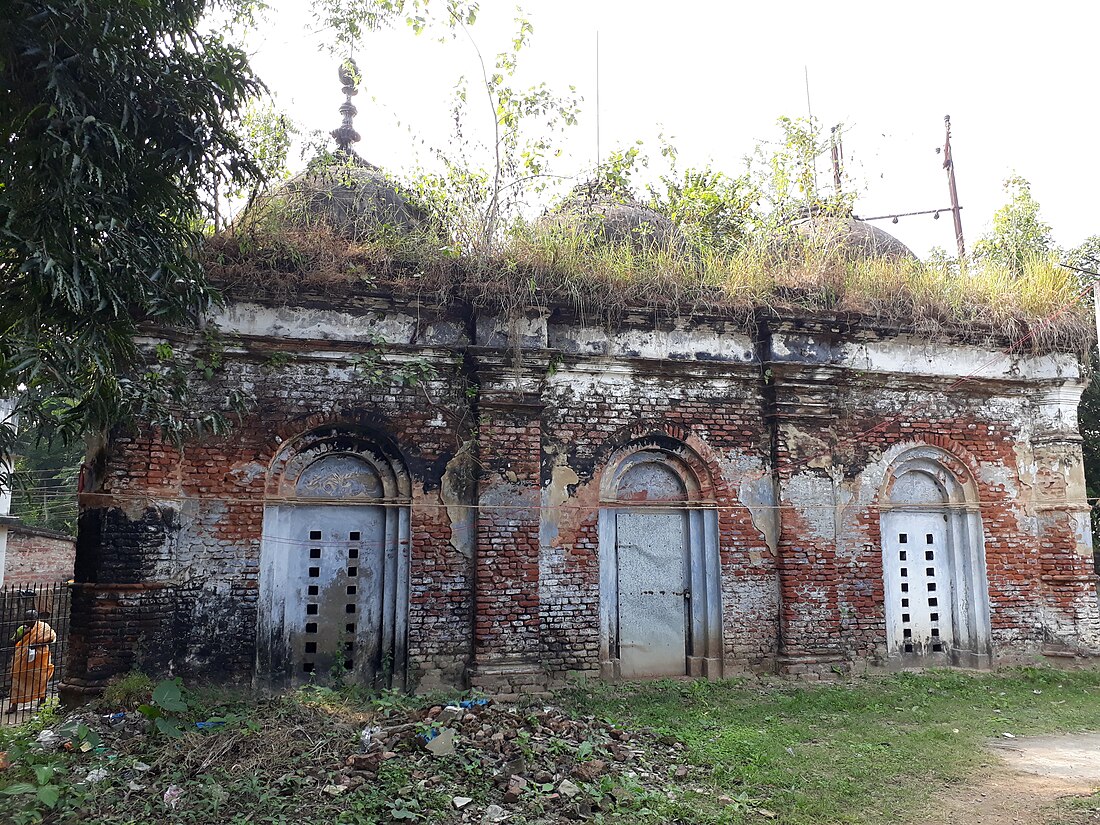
<box><xmin>913</xmin><ymin>734</ymin><xmax>1100</xmax><ymax>825</ymax></box>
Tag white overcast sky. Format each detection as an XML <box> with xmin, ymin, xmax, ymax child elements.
<box><xmin>244</xmin><ymin>1</ymin><xmax>1099</xmax><ymax>258</ymax></box>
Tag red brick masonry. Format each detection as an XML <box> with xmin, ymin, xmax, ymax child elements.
<box><xmin>4</xmin><ymin>523</ymin><xmax>75</xmax><ymax>585</ymax></box>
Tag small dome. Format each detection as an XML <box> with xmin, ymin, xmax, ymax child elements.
<box><xmin>272</xmin><ymin>157</ymin><xmax>426</xmax><ymax>240</ymax></box>
<box><xmin>545</xmin><ymin>184</ymin><xmax>685</xmax><ymax>251</ymax></box>
<box><xmin>790</xmin><ymin>214</ymin><xmax>916</xmax><ymax>260</ymax></box>
<box><xmin>239</xmin><ymin>59</ymin><xmax>427</xmax><ymax>242</ymax></box>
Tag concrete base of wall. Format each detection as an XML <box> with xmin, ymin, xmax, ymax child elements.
<box><xmin>777</xmin><ymin>652</ymin><xmax>850</xmax><ymax>679</ymax></box>
<box><xmin>470</xmin><ymin>656</ymin><xmax>550</xmax><ymax>697</ymax></box>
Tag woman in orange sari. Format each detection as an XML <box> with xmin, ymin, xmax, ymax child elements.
<box><xmin>7</xmin><ymin>610</ymin><xmax>56</xmax><ymax>713</ymax></box>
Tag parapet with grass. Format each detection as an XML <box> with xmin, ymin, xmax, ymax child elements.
<box><xmin>206</xmin><ymin>173</ymin><xmax>1092</xmax><ymax>359</ymax></box>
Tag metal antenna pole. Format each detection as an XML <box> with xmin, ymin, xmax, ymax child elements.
<box><xmin>943</xmin><ymin>115</ymin><xmax>966</xmax><ymax>260</ymax></box>
<box><xmin>595</xmin><ymin>30</ymin><xmax>601</xmax><ymax>176</ymax></box>
<box><xmin>804</xmin><ymin>66</ymin><xmax>817</xmax><ymax>199</ymax></box>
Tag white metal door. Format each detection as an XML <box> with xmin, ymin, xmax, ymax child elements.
<box><xmin>287</xmin><ymin>505</ymin><xmax>386</xmax><ymax>681</ymax></box>
<box><xmin>882</xmin><ymin>512</ymin><xmax>954</xmax><ymax>655</ymax></box>
<box><xmin>616</xmin><ymin>511</ymin><xmax>689</xmax><ymax>677</ymax></box>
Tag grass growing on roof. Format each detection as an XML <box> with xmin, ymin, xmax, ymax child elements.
<box><xmin>204</xmin><ymin>216</ymin><xmax>1092</xmax><ymax>356</ymax></box>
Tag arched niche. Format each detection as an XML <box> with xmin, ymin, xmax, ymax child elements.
<box><xmin>879</xmin><ymin>446</ymin><xmax>991</xmax><ymax>667</ymax></box>
<box><xmin>257</xmin><ymin>428</ymin><xmax>411</xmax><ymax>689</ymax></box>
<box><xmin>598</xmin><ymin>444</ymin><xmax>722</xmax><ymax>680</ymax></box>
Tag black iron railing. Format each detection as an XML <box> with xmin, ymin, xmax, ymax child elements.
<box><xmin>0</xmin><ymin>581</ymin><xmax>70</xmax><ymax>725</ymax></box>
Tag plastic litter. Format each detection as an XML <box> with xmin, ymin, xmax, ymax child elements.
<box><xmin>359</xmin><ymin>726</ymin><xmax>381</xmax><ymax>748</ymax></box>
<box><xmin>164</xmin><ymin>784</ymin><xmax>184</xmax><ymax>809</ymax></box>
<box><xmin>34</xmin><ymin>729</ymin><xmax>61</xmax><ymax>749</ymax></box>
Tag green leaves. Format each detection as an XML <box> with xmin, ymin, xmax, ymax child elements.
<box><xmin>309</xmin><ymin>0</ymin><xmax>481</xmax><ymax>52</ymax></box>
<box><xmin>36</xmin><ymin>784</ymin><xmax>61</xmax><ymax>808</ymax></box>
<box><xmin>154</xmin><ymin>717</ymin><xmax>186</xmax><ymax>739</ymax></box>
<box><xmin>137</xmin><ymin>678</ymin><xmax>190</xmax><ymax>737</ymax></box>
<box><xmin>973</xmin><ymin>175</ymin><xmax>1055</xmax><ymax>275</ymax></box>
<box><xmin>1</xmin><ymin>769</ymin><xmax>61</xmax><ymax>809</ymax></box>
<box><xmin>0</xmin><ymin>0</ymin><xmax>264</xmax><ymax>467</ymax></box>
<box><xmin>349</xmin><ymin>336</ymin><xmax>438</xmax><ymax>388</ymax></box>
<box><xmin>151</xmin><ymin>679</ymin><xmax>187</xmax><ymax>713</ymax></box>
<box><xmin>1</xmin><ymin>783</ymin><xmax>37</xmax><ymax>796</ymax></box>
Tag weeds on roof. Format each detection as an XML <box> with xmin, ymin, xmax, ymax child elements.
<box><xmin>204</xmin><ymin>215</ymin><xmax>1092</xmax><ymax>357</ymax></box>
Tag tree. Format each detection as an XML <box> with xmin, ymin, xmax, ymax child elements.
<box><xmin>396</xmin><ymin>9</ymin><xmax>580</xmax><ymax>256</ymax></box>
<box><xmin>0</xmin><ymin>0</ymin><xmax>264</xmax><ymax>471</ymax></box>
<box><xmin>972</xmin><ymin>175</ymin><xmax>1054</xmax><ymax>274</ymax></box>
<box><xmin>746</xmin><ymin>116</ymin><xmax>854</xmax><ymax>228</ymax></box>
<box><xmin>310</xmin><ymin>0</ymin><xmax>479</xmax><ymax>51</ymax></box>
<box><xmin>650</xmin><ymin>137</ymin><xmax>758</xmax><ymax>256</ymax></box>
<box><xmin>1067</xmin><ymin>235</ymin><xmax>1100</xmax><ymax>276</ymax></box>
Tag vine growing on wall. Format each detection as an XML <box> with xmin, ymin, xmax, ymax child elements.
<box><xmin>349</xmin><ymin>334</ymin><xmax>439</xmax><ymax>387</ymax></box>
<box><xmin>136</xmin><ymin>328</ymin><xmax>253</xmax><ymax>444</ymax></box>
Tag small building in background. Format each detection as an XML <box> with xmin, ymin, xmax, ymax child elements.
<box><xmin>2</xmin><ymin>522</ymin><xmax>76</xmax><ymax>586</ymax></box>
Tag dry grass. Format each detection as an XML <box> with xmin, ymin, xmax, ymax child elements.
<box><xmin>203</xmin><ymin>220</ymin><xmax>1092</xmax><ymax>356</ymax></box>
<box><xmin>143</xmin><ymin>697</ymin><xmax>362</xmax><ymax>780</ymax></box>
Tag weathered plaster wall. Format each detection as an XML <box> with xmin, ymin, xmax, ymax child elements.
<box><xmin>68</xmin><ymin>298</ymin><xmax>476</xmax><ymax>693</ymax></box>
<box><xmin>65</xmin><ymin>294</ymin><xmax>1100</xmax><ymax>695</ymax></box>
<box><xmin>536</xmin><ymin>353</ymin><xmax>779</xmax><ymax>683</ymax></box>
<box><xmin>766</xmin><ymin>323</ymin><xmax>1098</xmax><ymax>673</ymax></box>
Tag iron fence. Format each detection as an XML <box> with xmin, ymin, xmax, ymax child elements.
<box><xmin>0</xmin><ymin>581</ymin><xmax>70</xmax><ymax>725</ymax></box>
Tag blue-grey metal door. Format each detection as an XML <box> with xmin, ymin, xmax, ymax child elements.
<box><xmin>285</xmin><ymin>504</ymin><xmax>386</xmax><ymax>682</ymax></box>
<box><xmin>882</xmin><ymin>511</ymin><xmax>954</xmax><ymax>656</ymax></box>
<box><xmin>616</xmin><ymin>510</ymin><xmax>689</xmax><ymax>677</ymax></box>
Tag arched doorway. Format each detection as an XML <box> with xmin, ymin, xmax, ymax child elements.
<box><xmin>257</xmin><ymin>429</ymin><xmax>411</xmax><ymax>688</ymax></box>
<box><xmin>880</xmin><ymin>447</ymin><xmax>991</xmax><ymax>666</ymax></box>
<box><xmin>598</xmin><ymin>445</ymin><xmax>722</xmax><ymax>679</ymax></box>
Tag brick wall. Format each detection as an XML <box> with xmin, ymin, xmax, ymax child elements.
<box><xmin>63</xmin><ymin>294</ymin><xmax>1100</xmax><ymax>694</ymax></box>
<box><xmin>4</xmin><ymin>523</ymin><xmax>75</xmax><ymax>585</ymax></box>
<box><xmin>537</xmin><ymin>362</ymin><xmax>778</xmax><ymax>682</ymax></box>
<box><xmin>68</xmin><ymin>323</ymin><xmax>477</xmax><ymax>691</ymax></box>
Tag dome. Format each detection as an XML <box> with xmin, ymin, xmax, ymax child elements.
<box><xmin>789</xmin><ymin>213</ymin><xmax>916</xmax><ymax>260</ymax></box>
<box><xmin>241</xmin><ymin>59</ymin><xmax>426</xmax><ymax>241</ymax></box>
<box><xmin>272</xmin><ymin>158</ymin><xmax>426</xmax><ymax>240</ymax></box>
<box><xmin>545</xmin><ymin>183</ymin><xmax>686</xmax><ymax>251</ymax></box>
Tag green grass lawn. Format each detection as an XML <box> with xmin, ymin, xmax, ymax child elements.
<box><xmin>4</xmin><ymin>667</ymin><xmax>1100</xmax><ymax>824</ymax></box>
<box><xmin>560</xmin><ymin>667</ymin><xmax>1100</xmax><ymax>824</ymax></box>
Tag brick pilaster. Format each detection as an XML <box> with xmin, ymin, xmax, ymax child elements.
<box><xmin>468</xmin><ymin>352</ymin><xmax>548</xmax><ymax>693</ymax></box>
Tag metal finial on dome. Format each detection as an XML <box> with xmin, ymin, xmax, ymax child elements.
<box><xmin>331</xmin><ymin>59</ymin><xmax>361</xmax><ymax>153</ymax></box>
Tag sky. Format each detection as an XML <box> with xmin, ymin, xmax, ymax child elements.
<box><xmin>244</xmin><ymin>1</ymin><xmax>1099</xmax><ymax>258</ymax></box>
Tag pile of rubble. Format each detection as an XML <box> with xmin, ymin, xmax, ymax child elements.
<box><xmin>8</xmin><ymin>695</ymin><xmax>708</xmax><ymax>822</ymax></box>
<box><xmin>332</xmin><ymin>697</ymin><xmax>697</xmax><ymax>822</ymax></box>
